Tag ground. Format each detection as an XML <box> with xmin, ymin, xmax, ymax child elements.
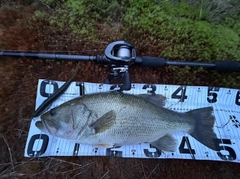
<box><xmin>0</xmin><ymin>2</ymin><xmax>240</xmax><ymax>179</ymax></box>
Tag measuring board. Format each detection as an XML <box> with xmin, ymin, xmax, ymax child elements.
<box><xmin>24</xmin><ymin>79</ymin><xmax>240</xmax><ymax>163</ymax></box>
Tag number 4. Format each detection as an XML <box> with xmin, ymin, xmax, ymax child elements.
<box><xmin>171</xmin><ymin>86</ymin><xmax>187</xmax><ymax>102</ymax></box>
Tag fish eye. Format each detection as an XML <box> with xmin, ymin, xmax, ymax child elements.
<box><xmin>50</xmin><ymin>108</ymin><xmax>57</xmax><ymax>116</ymax></box>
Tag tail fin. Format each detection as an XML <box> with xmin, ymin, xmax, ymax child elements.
<box><xmin>187</xmin><ymin>107</ymin><xmax>220</xmax><ymax>151</ymax></box>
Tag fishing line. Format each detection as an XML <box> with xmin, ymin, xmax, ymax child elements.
<box><xmin>32</xmin><ymin>61</ymin><xmax>81</xmax><ymax>117</ymax></box>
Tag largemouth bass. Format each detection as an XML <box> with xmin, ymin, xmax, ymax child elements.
<box><xmin>35</xmin><ymin>92</ymin><xmax>219</xmax><ymax>152</ymax></box>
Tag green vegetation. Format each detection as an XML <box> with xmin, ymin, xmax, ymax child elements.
<box><xmin>33</xmin><ymin>0</ymin><xmax>125</xmax><ymax>38</ymax></box>
<box><xmin>1</xmin><ymin>0</ymin><xmax>240</xmax><ymax>87</ymax></box>
<box><xmin>32</xmin><ymin>0</ymin><xmax>240</xmax><ymax>60</ymax></box>
<box><xmin>123</xmin><ymin>0</ymin><xmax>240</xmax><ymax>60</ymax></box>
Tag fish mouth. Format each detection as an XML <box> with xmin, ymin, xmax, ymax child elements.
<box><xmin>35</xmin><ymin>121</ymin><xmax>49</xmax><ymax>134</ymax></box>
<box><xmin>35</xmin><ymin>119</ymin><xmax>58</xmax><ymax>135</ymax></box>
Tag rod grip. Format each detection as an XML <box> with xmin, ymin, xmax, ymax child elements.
<box><xmin>135</xmin><ymin>56</ymin><xmax>166</xmax><ymax>67</ymax></box>
<box><xmin>214</xmin><ymin>61</ymin><xmax>240</xmax><ymax>72</ymax></box>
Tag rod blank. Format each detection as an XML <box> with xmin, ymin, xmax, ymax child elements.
<box><xmin>0</xmin><ymin>51</ymin><xmax>97</xmax><ymax>61</ymax></box>
<box><xmin>1</xmin><ymin>51</ymin><xmax>240</xmax><ymax>72</ymax></box>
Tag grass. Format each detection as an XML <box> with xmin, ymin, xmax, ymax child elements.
<box><xmin>0</xmin><ymin>0</ymin><xmax>240</xmax><ymax>178</ymax></box>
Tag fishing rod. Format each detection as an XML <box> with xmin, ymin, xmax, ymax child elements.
<box><xmin>1</xmin><ymin>40</ymin><xmax>240</xmax><ymax>91</ymax></box>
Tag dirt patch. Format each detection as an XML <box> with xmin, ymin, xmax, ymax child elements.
<box><xmin>0</xmin><ymin>4</ymin><xmax>239</xmax><ymax>179</ymax></box>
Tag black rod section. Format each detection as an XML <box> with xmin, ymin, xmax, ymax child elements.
<box><xmin>1</xmin><ymin>51</ymin><xmax>240</xmax><ymax>72</ymax></box>
<box><xmin>166</xmin><ymin>61</ymin><xmax>215</xmax><ymax>68</ymax></box>
<box><xmin>135</xmin><ymin>56</ymin><xmax>240</xmax><ymax>72</ymax></box>
<box><xmin>0</xmin><ymin>51</ymin><xmax>97</xmax><ymax>61</ymax></box>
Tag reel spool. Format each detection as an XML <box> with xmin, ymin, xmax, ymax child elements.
<box><xmin>104</xmin><ymin>41</ymin><xmax>137</xmax><ymax>91</ymax></box>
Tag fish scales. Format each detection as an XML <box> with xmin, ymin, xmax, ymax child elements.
<box><xmin>36</xmin><ymin>92</ymin><xmax>220</xmax><ymax>151</ymax></box>
<box><xmin>78</xmin><ymin>93</ymin><xmax>191</xmax><ymax>144</ymax></box>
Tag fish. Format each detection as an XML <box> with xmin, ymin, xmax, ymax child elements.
<box><xmin>35</xmin><ymin>92</ymin><xmax>220</xmax><ymax>152</ymax></box>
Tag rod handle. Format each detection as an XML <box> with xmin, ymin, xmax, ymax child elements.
<box><xmin>214</xmin><ymin>61</ymin><xmax>240</xmax><ymax>72</ymax></box>
<box><xmin>135</xmin><ymin>56</ymin><xmax>166</xmax><ymax>67</ymax></box>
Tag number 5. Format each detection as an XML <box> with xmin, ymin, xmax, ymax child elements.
<box><xmin>214</xmin><ymin>139</ymin><xmax>236</xmax><ymax>161</ymax></box>
<box><xmin>207</xmin><ymin>87</ymin><xmax>219</xmax><ymax>103</ymax></box>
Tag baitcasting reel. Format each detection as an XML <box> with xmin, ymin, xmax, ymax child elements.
<box><xmin>104</xmin><ymin>41</ymin><xmax>136</xmax><ymax>91</ymax></box>
<box><xmin>1</xmin><ymin>40</ymin><xmax>240</xmax><ymax>92</ymax></box>
<box><xmin>2</xmin><ymin>40</ymin><xmax>240</xmax><ymax>117</ymax></box>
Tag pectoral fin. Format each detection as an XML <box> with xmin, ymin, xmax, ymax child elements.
<box><xmin>89</xmin><ymin>110</ymin><xmax>116</xmax><ymax>133</ymax></box>
<box><xmin>150</xmin><ymin>134</ymin><xmax>178</xmax><ymax>152</ymax></box>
